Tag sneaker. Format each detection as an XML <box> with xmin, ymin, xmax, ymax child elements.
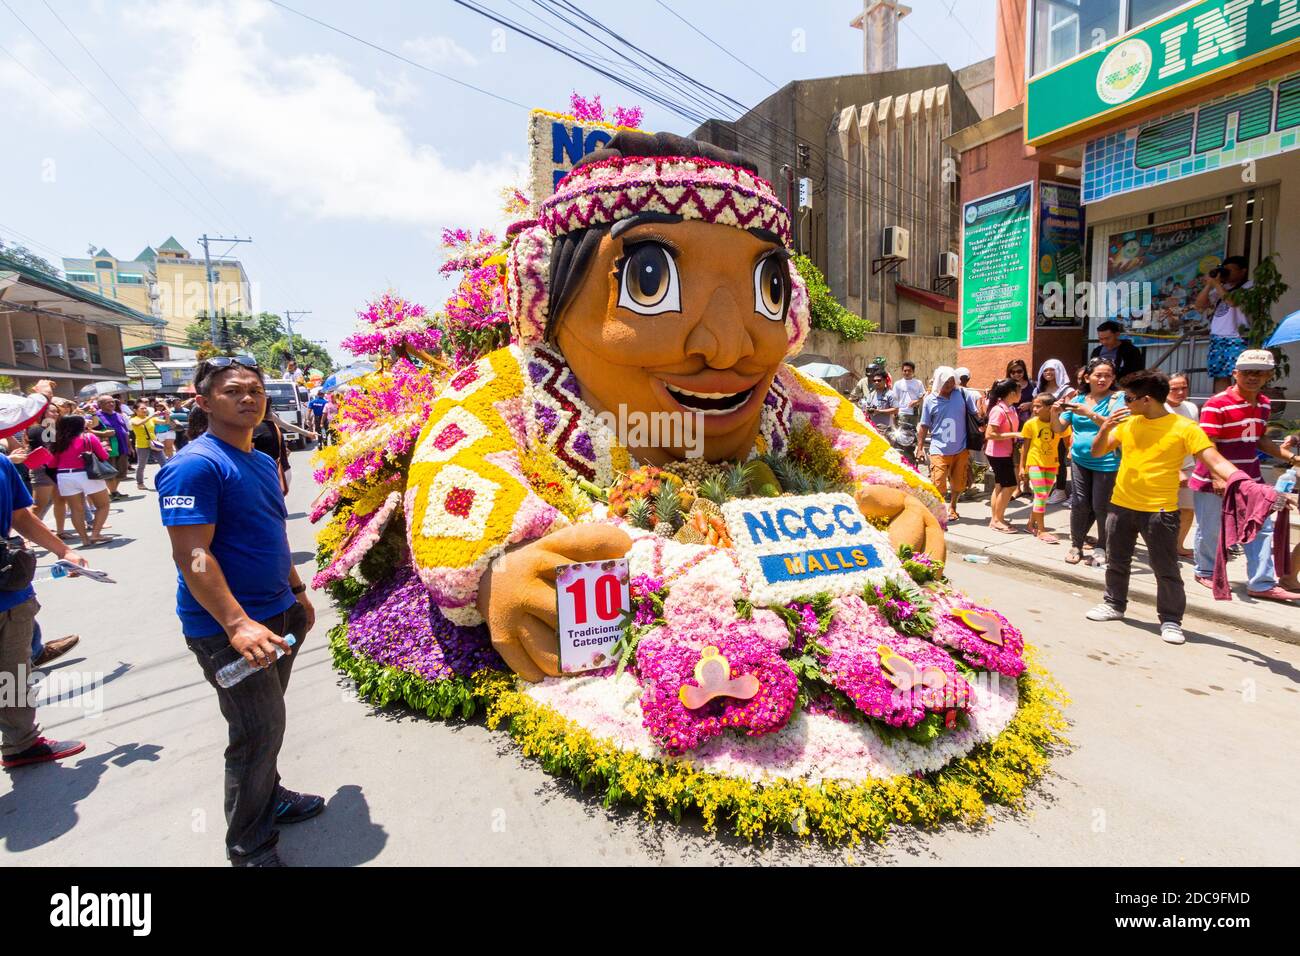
<box><xmin>31</xmin><ymin>635</ymin><xmax>80</xmax><ymax>668</ymax></box>
<box><xmin>1086</xmin><ymin>603</ymin><xmax>1124</xmax><ymax>622</ymax></box>
<box><xmin>1160</xmin><ymin>622</ymin><xmax>1186</xmax><ymax>645</ymax></box>
<box><xmin>274</xmin><ymin>786</ymin><xmax>325</xmax><ymax>824</ymax></box>
<box><xmin>1047</xmin><ymin>489</ymin><xmax>1069</xmax><ymax>505</ymax></box>
<box><xmin>2</xmin><ymin>736</ymin><xmax>86</xmax><ymax>769</ymax></box>
<box><xmin>1247</xmin><ymin>586</ymin><xmax>1300</xmax><ymax>603</ymax></box>
<box><xmin>232</xmin><ymin>850</ymin><xmax>286</xmax><ymax>868</ymax></box>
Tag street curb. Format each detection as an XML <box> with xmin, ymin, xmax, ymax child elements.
<box><xmin>945</xmin><ymin>536</ymin><xmax>1300</xmax><ymax>648</ymax></box>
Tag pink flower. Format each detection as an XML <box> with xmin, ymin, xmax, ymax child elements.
<box><xmin>928</xmin><ymin>594</ymin><xmax>1026</xmax><ymax>677</ymax></box>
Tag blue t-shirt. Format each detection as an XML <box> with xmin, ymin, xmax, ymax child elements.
<box><xmin>920</xmin><ymin>390</ymin><xmax>978</xmax><ymax>456</ymax></box>
<box><xmin>309</xmin><ymin>397</ymin><xmax>326</xmax><ymax>416</ymax></box>
<box><xmin>156</xmin><ymin>432</ymin><xmax>294</xmax><ymax>638</ymax></box>
<box><xmin>1062</xmin><ymin>392</ymin><xmax>1126</xmax><ymax>472</ymax></box>
<box><xmin>0</xmin><ymin>455</ymin><xmax>34</xmax><ymax>614</ymax></box>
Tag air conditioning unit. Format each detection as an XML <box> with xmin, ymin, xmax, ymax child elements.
<box><xmin>13</xmin><ymin>339</ymin><xmax>39</xmax><ymax>356</ymax></box>
<box><xmin>45</xmin><ymin>343</ymin><xmax>66</xmax><ymax>359</ymax></box>
<box><xmin>937</xmin><ymin>251</ymin><xmax>960</xmax><ymax>279</ymax></box>
<box><xmin>68</xmin><ymin>346</ymin><xmax>89</xmax><ymax>361</ymax></box>
<box><xmin>882</xmin><ymin>226</ymin><xmax>910</xmax><ymax>261</ymax></box>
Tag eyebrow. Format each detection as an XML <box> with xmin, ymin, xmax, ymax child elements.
<box><xmin>610</xmin><ymin>212</ymin><xmax>683</xmax><ymax>239</ymax></box>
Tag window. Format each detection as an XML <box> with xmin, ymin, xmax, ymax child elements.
<box><xmin>65</xmin><ymin>271</ymin><xmax>95</xmax><ymax>283</ymax></box>
<box><xmin>95</xmin><ymin>260</ymin><xmax>113</xmax><ymax>269</ymax></box>
<box><xmin>87</xmin><ymin>333</ymin><xmax>101</xmax><ymax>365</ymax></box>
<box><xmin>1127</xmin><ymin>0</ymin><xmax>1187</xmax><ymax>30</ymax></box>
<box><xmin>1032</xmin><ymin>0</ymin><xmax>1121</xmax><ymax>75</ymax></box>
<box><xmin>118</xmin><ymin>273</ymin><xmax>144</xmax><ymax>285</ymax></box>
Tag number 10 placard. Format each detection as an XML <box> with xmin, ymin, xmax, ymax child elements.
<box><xmin>555</xmin><ymin>558</ymin><xmax>630</xmax><ymax>674</ymax></box>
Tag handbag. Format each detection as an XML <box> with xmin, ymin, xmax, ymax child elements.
<box><xmin>81</xmin><ymin>445</ymin><xmax>119</xmax><ymax>481</ymax></box>
<box><xmin>964</xmin><ymin>393</ymin><xmax>987</xmax><ymax>452</ymax></box>
<box><xmin>0</xmin><ymin>538</ymin><xmax>36</xmax><ymax>592</ymax></box>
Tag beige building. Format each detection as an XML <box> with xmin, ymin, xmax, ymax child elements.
<box><xmin>0</xmin><ymin>254</ymin><xmax>162</xmax><ymax>398</ymax></box>
<box><xmin>63</xmin><ymin>236</ymin><xmax>251</xmax><ymax>350</ymax></box>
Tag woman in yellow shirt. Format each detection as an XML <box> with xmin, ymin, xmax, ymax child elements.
<box><xmin>1019</xmin><ymin>393</ymin><xmax>1071</xmax><ymax>542</ymax></box>
<box><xmin>129</xmin><ymin>401</ymin><xmax>157</xmax><ymax>490</ymax></box>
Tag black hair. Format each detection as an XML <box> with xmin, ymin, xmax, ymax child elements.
<box><xmin>1097</xmin><ymin>320</ymin><xmax>1122</xmax><ymax>333</ymax></box>
<box><xmin>194</xmin><ymin>358</ymin><xmax>264</xmax><ymax>397</ymax></box>
<box><xmin>1006</xmin><ymin>358</ymin><xmax>1028</xmax><ymax>376</ymax></box>
<box><xmin>52</xmin><ymin>415</ymin><xmax>86</xmax><ymax>455</ymax></box>
<box><xmin>1223</xmin><ymin>254</ymin><xmax>1249</xmax><ymax>271</ymax></box>
<box><xmin>989</xmin><ymin>378</ymin><xmax>1022</xmax><ymax>404</ymax></box>
<box><xmin>545</xmin><ymin>130</ymin><xmax>762</xmax><ymax>341</ymax></box>
<box><xmin>187</xmin><ymin>408</ymin><xmax>208</xmax><ymax>440</ymax></box>
<box><xmin>900</xmin><ymin>360</ymin><xmax>916</xmax><ymax>371</ymax></box>
<box><xmin>1167</xmin><ymin>370</ymin><xmax>1190</xmax><ymax>385</ymax></box>
<box><xmin>25</xmin><ymin>424</ymin><xmax>45</xmax><ymax>450</ymax></box>
<box><xmin>1120</xmin><ymin>368</ymin><xmax>1171</xmax><ymax>403</ymax></box>
<box><xmin>1084</xmin><ymin>356</ymin><xmax>1118</xmax><ymax>389</ymax></box>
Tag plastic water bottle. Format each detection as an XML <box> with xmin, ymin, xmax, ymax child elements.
<box><xmin>51</xmin><ymin>563</ymin><xmax>70</xmax><ymax>580</ymax></box>
<box><xmin>962</xmin><ymin>554</ymin><xmax>990</xmax><ymax>564</ymax></box>
<box><xmin>215</xmin><ymin>635</ymin><xmax>297</xmax><ymax>688</ymax></box>
<box><xmin>1278</xmin><ymin>470</ymin><xmax>1297</xmax><ymax>495</ymax></box>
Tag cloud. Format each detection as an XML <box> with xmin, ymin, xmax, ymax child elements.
<box><xmin>137</xmin><ymin>0</ymin><xmax>521</xmax><ymax>228</ymax></box>
<box><xmin>0</xmin><ymin>38</ymin><xmax>95</xmax><ymax>129</ymax></box>
<box><xmin>402</xmin><ymin>35</ymin><xmax>480</xmax><ymax>68</ymax></box>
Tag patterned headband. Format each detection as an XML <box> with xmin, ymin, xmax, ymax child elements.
<box><xmin>540</xmin><ymin>155</ymin><xmax>791</xmax><ymax>244</ymax></box>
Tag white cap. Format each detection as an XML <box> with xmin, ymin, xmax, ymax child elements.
<box><xmin>1235</xmin><ymin>349</ymin><xmax>1275</xmax><ymax>371</ymax></box>
<box><xmin>955</xmin><ymin>366</ymin><xmax>971</xmax><ymax>380</ymax></box>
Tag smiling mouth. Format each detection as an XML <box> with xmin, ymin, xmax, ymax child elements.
<box><xmin>663</xmin><ymin>383</ymin><xmax>756</xmax><ymax>415</ymax></box>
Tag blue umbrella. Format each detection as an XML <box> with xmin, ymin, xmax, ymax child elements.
<box><xmin>1264</xmin><ymin>309</ymin><xmax>1300</xmax><ymax>348</ymax></box>
<box><xmin>321</xmin><ymin>363</ymin><xmax>373</xmax><ymax>391</ymax></box>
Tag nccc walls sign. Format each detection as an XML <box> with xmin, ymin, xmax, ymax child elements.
<box><xmin>1027</xmin><ymin>0</ymin><xmax>1300</xmax><ymax>145</ymax></box>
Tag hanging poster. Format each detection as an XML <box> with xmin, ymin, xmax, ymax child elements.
<box><xmin>1036</xmin><ymin>181</ymin><xmax>1085</xmax><ymax>329</ymax></box>
<box><xmin>960</xmin><ymin>182</ymin><xmax>1034</xmax><ymax>349</ymax></box>
<box><xmin>1101</xmin><ymin>213</ymin><xmax>1228</xmax><ymax>345</ymax></box>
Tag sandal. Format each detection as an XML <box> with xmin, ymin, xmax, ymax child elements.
<box><xmin>1036</xmin><ymin>532</ymin><xmax>1060</xmax><ymax>545</ymax></box>
<box><xmin>1065</xmin><ymin>547</ymin><xmax>1083</xmax><ymax>564</ymax></box>
<box><xmin>990</xmin><ymin>522</ymin><xmax>1017</xmax><ymax>534</ymax></box>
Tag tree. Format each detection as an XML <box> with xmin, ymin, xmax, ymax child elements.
<box><xmin>186</xmin><ymin>311</ymin><xmax>334</xmax><ymax>375</ymax></box>
<box><xmin>0</xmin><ymin>241</ymin><xmax>61</xmax><ymax>278</ymax></box>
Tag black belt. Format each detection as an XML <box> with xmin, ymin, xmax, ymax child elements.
<box><xmin>56</xmin><ymin>468</ymin><xmax>87</xmax><ymax>473</ymax></box>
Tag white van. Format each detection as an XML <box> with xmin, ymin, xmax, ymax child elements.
<box><xmin>264</xmin><ymin>379</ymin><xmax>309</xmax><ymax>448</ymax></box>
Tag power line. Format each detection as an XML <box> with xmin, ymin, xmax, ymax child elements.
<box><xmin>39</xmin><ymin>0</ymin><xmax>242</xmax><ymax>234</ymax></box>
<box><xmin>0</xmin><ymin>0</ymin><xmax>230</xmax><ymax>230</ymax></box>
<box><xmin>652</xmin><ymin>0</ymin><xmax>777</xmax><ymax>90</ymax></box>
<box><xmin>265</xmin><ymin>0</ymin><xmax>530</xmax><ymax>111</ymax></box>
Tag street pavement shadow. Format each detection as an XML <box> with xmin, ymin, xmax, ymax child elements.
<box><xmin>276</xmin><ymin>784</ymin><xmax>387</xmax><ymax>866</ymax></box>
<box><xmin>0</xmin><ymin>742</ymin><xmax>162</xmax><ymax>852</ymax></box>
<box><xmin>1121</xmin><ymin>620</ymin><xmax>1300</xmax><ymax>686</ymax></box>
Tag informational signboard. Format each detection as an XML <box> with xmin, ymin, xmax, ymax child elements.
<box><xmin>527</xmin><ymin>109</ymin><xmax>630</xmax><ymax>207</ymax></box>
<box><xmin>555</xmin><ymin>558</ymin><xmax>630</xmax><ymax>674</ymax></box>
<box><xmin>960</xmin><ymin>182</ymin><xmax>1034</xmax><ymax>349</ymax></box>
<box><xmin>1036</xmin><ymin>181</ymin><xmax>1086</xmax><ymax>329</ymax></box>
<box><xmin>1083</xmin><ymin>71</ymin><xmax>1300</xmax><ymax>204</ymax></box>
<box><xmin>1102</xmin><ymin>213</ymin><xmax>1228</xmax><ymax>344</ymax></box>
<box><xmin>1026</xmin><ymin>0</ymin><xmax>1300</xmax><ymax>145</ymax></box>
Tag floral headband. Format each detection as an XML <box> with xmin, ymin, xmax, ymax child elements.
<box><xmin>506</xmin><ymin>155</ymin><xmax>809</xmax><ymax>356</ymax></box>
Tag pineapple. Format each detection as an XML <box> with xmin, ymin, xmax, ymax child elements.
<box><xmin>725</xmin><ymin>461</ymin><xmax>756</xmax><ymax>499</ymax></box>
<box><xmin>654</xmin><ymin>481</ymin><xmax>683</xmax><ymax>532</ymax></box>
<box><xmin>697</xmin><ymin>475</ymin><xmax>731</xmax><ymax>506</ymax></box>
<box><xmin>624</xmin><ymin>496</ymin><xmax>653</xmax><ymax>530</ymax></box>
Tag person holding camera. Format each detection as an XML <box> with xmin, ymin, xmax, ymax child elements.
<box><xmin>1194</xmin><ymin>255</ymin><xmax>1253</xmax><ymax>393</ymax></box>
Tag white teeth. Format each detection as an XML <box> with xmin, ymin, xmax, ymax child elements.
<box><xmin>665</xmin><ymin>384</ymin><xmax>740</xmax><ymax>400</ymax></box>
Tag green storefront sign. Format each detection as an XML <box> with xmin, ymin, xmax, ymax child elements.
<box><xmin>960</xmin><ymin>182</ymin><xmax>1034</xmax><ymax>349</ymax></box>
<box><xmin>1027</xmin><ymin>0</ymin><xmax>1300</xmax><ymax>144</ymax></box>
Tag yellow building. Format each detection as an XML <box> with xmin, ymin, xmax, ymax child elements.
<box><xmin>63</xmin><ymin>236</ymin><xmax>251</xmax><ymax>349</ymax></box>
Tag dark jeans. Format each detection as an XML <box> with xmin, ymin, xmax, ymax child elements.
<box><xmin>1104</xmin><ymin>506</ymin><xmax>1184</xmax><ymax>624</ymax></box>
<box><xmin>1070</xmin><ymin>463</ymin><xmax>1117</xmax><ymax>550</ymax></box>
<box><xmin>1053</xmin><ymin>440</ymin><xmax>1069</xmax><ymax>493</ymax></box>
<box><xmin>187</xmin><ymin>601</ymin><xmax>309</xmax><ymax>864</ymax></box>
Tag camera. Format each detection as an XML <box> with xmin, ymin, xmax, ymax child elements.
<box><xmin>1209</xmin><ymin>267</ymin><xmax>1223</xmax><ymax>279</ymax></box>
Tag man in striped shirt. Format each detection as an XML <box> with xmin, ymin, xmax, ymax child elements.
<box><xmin>1191</xmin><ymin>350</ymin><xmax>1300</xmax><ymax>601</ymax></box>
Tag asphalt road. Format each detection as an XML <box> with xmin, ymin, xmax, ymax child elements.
<box><xmin>5</xmin><ymin>447</ymin><xmax>1298</xmax><ymax>866</ymax></box>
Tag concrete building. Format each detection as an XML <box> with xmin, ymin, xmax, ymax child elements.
<box><xmin>949</xmin><ymin>0</ymin><xmax>1300</xmax><ymax>397</ymax></box>
<box><xmin>691</xmin><ymin>0</ymin><xmax>993</xmax><ymax>364</ymax></box>
<box><xmin>63</xmin><ymin>236</ymin><xmax>251</xmax><ymax>351</ymax></box>
<box><xmin>0</xmin><ymin>254</ymin><xmax>162</xmax><ymax>398</ymax></box>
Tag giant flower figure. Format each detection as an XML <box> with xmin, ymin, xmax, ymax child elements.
<box><xmin>318</xmin><ymin>126</ymin><xmax>1067</xmax><ymax>843</ymax></box>
<box><xmin>340</xmin><ymin>291</ymin><xmax>442</xmax><ymax>358</ymax></box>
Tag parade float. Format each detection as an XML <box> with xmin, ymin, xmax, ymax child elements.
<box><xmin>313</xmin><ymin>105</ymin><xmax>1066</xmax><ymax>843</ymax></box>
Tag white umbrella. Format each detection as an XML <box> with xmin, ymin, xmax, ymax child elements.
<box><xmin>797</xmin><ymin>362</ymin><xmax>852</xmax><ymax>379</ymax></box>
<box><xmin>77</xmin><ymin>380</ymin><xmax>128</xmax><ymax>399</ymax></box>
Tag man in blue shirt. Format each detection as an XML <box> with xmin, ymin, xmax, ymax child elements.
<box><xmin>1</xmin><ymin>380</ymin><xmax>91</xmax><ymax>769</ymax></box>
<box><xmin>158</xmin><ymin>357</ymin><xmax>320</xmax><ymax>867</ymax></box>
<box><xmin>308</xmin><ymin>393</ymin><xmax>327</xmax><ymax>438</ymax></box>
<box><xmin>916</xmin><ymin>365</ymin><xmax>980</xmax><ymax>523</ymax></box>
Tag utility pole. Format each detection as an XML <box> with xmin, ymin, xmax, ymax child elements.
<box><xmin>198</xmin><ymin>234</ymin><xmax>252</xmax><ymax>348</ymax></box>
<box><xmin>283</xmin><ymin>310</ymin><xmax>311</xmax><ymax>372</ymax></box>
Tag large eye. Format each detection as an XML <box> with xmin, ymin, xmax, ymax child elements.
<box><xmin>617</xmin><ymin>242</ymin><xmax>680</xmax><ymax>315</ymax></box>
<box><xmin>754</xmin><ymin>255</ymin><xmax>788</xmax><ymax>321</ymax></box>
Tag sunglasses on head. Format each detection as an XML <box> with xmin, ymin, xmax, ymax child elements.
<box><xmin>201</xmin><ymin>355</ymin><xmax>260</xmax><ymax>371</ymax></box>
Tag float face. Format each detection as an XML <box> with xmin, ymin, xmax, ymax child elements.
<box><xmin>316</xmin><ymin>120</ymin><xmax>1066</xmax><ymax>843</ymax></box>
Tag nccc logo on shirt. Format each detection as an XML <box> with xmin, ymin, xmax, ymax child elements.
<box><xmin>161</xmin><ymin>496</ymin><xmax>196</xmax><ymax>509</ymax></box>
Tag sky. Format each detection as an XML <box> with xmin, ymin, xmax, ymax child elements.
<box><xmin>0</xmin><ymin>0</ymin><xmax>997</xmax><ymax>359</ymax></box>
